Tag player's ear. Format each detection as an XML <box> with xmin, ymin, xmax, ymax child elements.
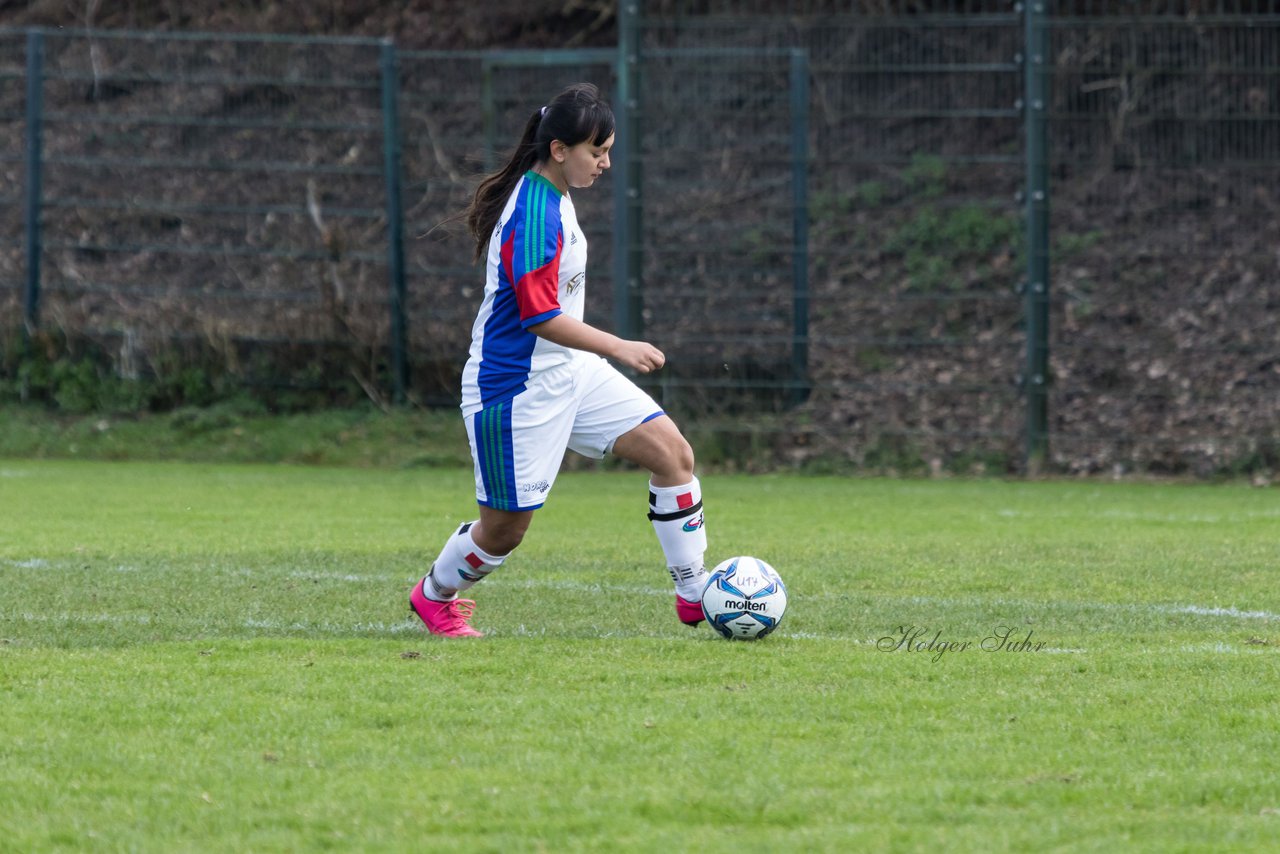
<box><xmin>550</xmin><ymin>140</ymin><xmax>568</xmax><ymax>163</ymax></box>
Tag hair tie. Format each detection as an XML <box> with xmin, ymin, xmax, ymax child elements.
<box><xmin>540</xmin><ymin>105</ymin><xmax>548</xmax><ymax>118</ymax></box>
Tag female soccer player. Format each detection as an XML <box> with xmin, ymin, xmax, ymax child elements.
<box><xmin>409</xmin><ymin>83</ymin><xmax>710</xmax><ymax>637</ymax></box>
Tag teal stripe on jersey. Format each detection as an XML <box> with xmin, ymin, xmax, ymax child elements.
<box><xmin>522</xmin><ymin>181</ymin><xmax>533</xmax><ymax>278</ymax></box>
<box><xmin>487</xmin><ymin>407</ymin><xmax>501</xmax><ymax>507</ymax></box>
<box><xmin>524</xmin><ymin>184</ymin><xmax>535</xmax><ymax>277</ymax></box>
<box><xmin>536</xmin><ymin>181</ymin><xmax>548</xmax><ymax>266</ymax></box>
<box><xmin>522</xmin><ymin>183</ymin><xmax>532</xmax><ymax>279</ymax></box>
<box><xmin>476</xmin><ymin>402</ymin><xmax>514</xmax><ymax>509</ymax></box>
<box><xmin>492</xmin><ymin>404</ymin><xmax>508</xmax><ymax>507</ymax></box>
<box><xmin>536</xmin><ymin>180</ymin><xmax>545</xmax><ymax>269</ymax></box>
<box><xmin>485</xmin><ymin>405</ymin><xmax>504</xmax><ymax>508</ymax></box>
<box><xmin>524</xmin><ymin>177</ymin><xmax>551</xmax><ymax>277</ymax></box>
<box><xmin>529</xmin><ymin>179</ymin><xmax>543</xmax><ymax>276</ymax></box>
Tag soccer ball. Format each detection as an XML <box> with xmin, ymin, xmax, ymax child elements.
<box><xmin>700</xmin><ymin>556</ymin><xmax>787</xmax><ymax>640</ymax></box>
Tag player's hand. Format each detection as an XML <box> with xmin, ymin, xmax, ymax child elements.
<box><xmin>614</xmin><ymin>340</ymin><xmax>666</xmax><ymax>374</ymax></box>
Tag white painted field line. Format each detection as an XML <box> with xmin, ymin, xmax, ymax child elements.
<box><xmin>5</xmin><ymin>575</ymin><xmax>1272</xmax><ymax>651</ymax></box>
<box><xmin>5</xmin><ymin>608</ymin><xmax>1276</xmax><ymax>654</ymax></box>
<box><xmin>4</xmin><ymin>611</ymin><xmax>423</xmax><ymax>636</ymax></box>
<box><xmin>995</xmin><ymin>506</ymin><xmax>1280</xmax><ymax>524</ymax></box>
<box><xmin>500</xmin><ymin>576</ymin><xmax>669</xmax><ymax>598</ymax></box>
<box><xmin>4</xmin><ymin>559</ymin><xmax>52</xmax><ymax>569</ymax></box>
<box><xmin>1182</xmin><ymin>642</ymin><xmax>1244</xmax><ymax>654</ymax></box>
<box><xmin>286</xmin><ymin>570</ymin><xmax>381</xmax><ymax>583</ymax></box>
<box><xmin>500</xmin><ymin>577</ymin><xmax>1280</xmax><ymax>624</ymax></box>
<box><xmin>1166</xmin><ymin>604</ymin><xmax>1278</xmax><ymax>620</ymax></box>
<box><xmin>10</xmin><ymin>612</ymin><xmax>158</xmax><ymax>625</ymax></box>
<box><xmin>2</xmin><ymin>558</ymin><xmax>385</xmax><ymax>584</ymax></box>
<box><xmin>242</xmin><ymin>617</ymin><xmax>421</xmax><ymax>635</ymax></box>
<box><xmin>853</xmin><ymin>592</ymin><xmax>1280</xmax><ymax>623</ymax></box>
<box><xmin>10</xmin><ymin>560</ymin><xmax>1267</xmax><ymax>625</ymax></box>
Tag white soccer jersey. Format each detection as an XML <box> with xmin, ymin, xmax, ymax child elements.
<box><xmin>459</xmin><ymin>171</ymin><xmax>589</xmax><ymax>415</ymax></box>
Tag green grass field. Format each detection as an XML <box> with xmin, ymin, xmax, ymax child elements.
<box><xmin>3</xmin><ymin>459</ymin><xmax>1279</xmax><ymax>851</ymax></box>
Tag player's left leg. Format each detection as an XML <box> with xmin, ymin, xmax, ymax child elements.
<box><xmin>567</xmin><ymin>359</ymin><xmax>710</xmax><ymax>625</ymax></box>
<box><xmin>611</xmin><ymin>416</ymin><xmax>710</xmax><ymax>624</ymax></box>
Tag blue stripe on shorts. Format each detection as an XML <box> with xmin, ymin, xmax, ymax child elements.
<box><xmin>474</xmin><ymin>401</ymin><xmax>518</xmax><ymax>511</ymax></box>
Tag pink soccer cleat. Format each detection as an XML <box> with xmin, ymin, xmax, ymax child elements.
<box><xmin>676</xmin><ymin>594</ymin><xmax>705</xmax><ymax>627</ymax></box>
<box><xmin>410</xmin><ymin>580</ymin><xmax>484</xmax><ymax>638</ymax></box>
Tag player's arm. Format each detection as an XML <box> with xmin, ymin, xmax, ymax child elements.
<box><xmin>528</xmin><ymin>314</ymin><xmax>665</xmax><ymax>374</ymax></box>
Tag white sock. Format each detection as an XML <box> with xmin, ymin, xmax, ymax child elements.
<box><xmin>647</xmin><ymin>478</ymin><xmax>709</xmax><ymax>600</ymax></box>
<box><xmin>423</xmin><ymin>522</ymin><xmax>507</xmax><ymax>601</ymax></box>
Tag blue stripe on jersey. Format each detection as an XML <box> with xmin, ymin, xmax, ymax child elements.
<box><xmin>476</xmin><ymin>172</ymin><xmax>565</xmax><ymax>407</ymax></box>
<box><xmin>475</xmin><ymin>286</ymin><xmax>530</xmax><ymax>403</ymax></box>
<box><xmin>521</xmin><ymin>307</ymin><xmax>560</xmax><ymax>327</ymax></box>
<box><xmin>474</xmin><ymin>401</ymin><xmax>518</xmax><ymax>511</ymax></box>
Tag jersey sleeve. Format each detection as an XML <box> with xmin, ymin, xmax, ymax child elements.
<box><xmin>501</xmin><ymin>182</ymin><xmax>564</xmax><ymax>328</ymax></box>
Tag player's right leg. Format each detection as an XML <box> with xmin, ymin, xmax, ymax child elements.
<box><xmin>411</xmin><ymin>371</ymin><xmax>575</xmax><ymax>638</ymax></box>
<box><xmin>411</xmin><ymin>507</ymin><xmax>533</xmax><ymax>638</ymax></box>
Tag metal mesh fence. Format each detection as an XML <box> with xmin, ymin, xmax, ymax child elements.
<box><xmin>1045</xmin><ymin>10</ymin><xmax>1280</xmax><ymax>475</ymax></box>
<box><xmin>631</xmin><ymin>45</ymin><xmax>807</xmax><ymax>414</ymax></box>
<box><xmin>633</xmin><ymin>4</ymin><xmax>1027</xmax><ymax>470</ymax></box>
<box><xmin>2</xmin><ymin>6</ymin><xmax>1279</xmax><ymax>476</ymax></box>
<box><xmin>2</xmin><ymin>29</ymin><xmax>395</xmax><ymax>395</ymax></box>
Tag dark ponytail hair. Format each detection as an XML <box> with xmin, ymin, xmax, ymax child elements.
<box><xmin>465</xmin><ymin>82</ymin><xmax>615</xmax><ymax>262</ymax></box>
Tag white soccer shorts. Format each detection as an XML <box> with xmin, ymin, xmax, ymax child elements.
<box><xmin>464</xmin><ymin>355</ymin><xmax>664</xmax><ymax>511</ymax></box>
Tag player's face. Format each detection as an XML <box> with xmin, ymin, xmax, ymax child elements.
<box><xmin>559</xmin><ymin>134</ymin><xmax>614</xmax><ymax>189</ymax></box>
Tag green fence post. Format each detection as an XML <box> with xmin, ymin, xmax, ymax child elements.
<box><xmin>614</xmin><ymin>1</ymin><xmax>643</xmax><ymax>341</ymax></box>
<box><xmin>790</xmin><ymin>48</ymin><xmax>810</xmax><ymax>406</ymax></box>
<box><xmin>379</xmin><ymin>38</ymin><xmax>408</xmax><ymax>405</ymax></box>
<box><xmin>1022</xmin><ymin>3</ymin><xmax>1051</xmax><ymax>471</ymax></box>
<box><xmin>23</xmin><ymin>28</ymin><xmax>45</xmax><ymax>337</ymax></box>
